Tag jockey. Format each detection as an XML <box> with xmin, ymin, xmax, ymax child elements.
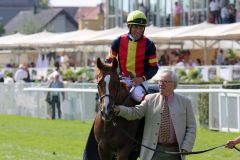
<box><xmin>106</xmin><ymin>10</ymin><xmax>158</xmax><ymax>102</ymax></box>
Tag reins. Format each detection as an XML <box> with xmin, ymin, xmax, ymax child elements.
<box><xmin>112</xmin><ymin>120</ymin><xmax>240</xmax><ymax>155</ymax></box>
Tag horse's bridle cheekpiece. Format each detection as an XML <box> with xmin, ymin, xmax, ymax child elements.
<box><xmin>97</xmin><ymin>80</ymin><xmax>119</xmax><ymax>121</ymax></box>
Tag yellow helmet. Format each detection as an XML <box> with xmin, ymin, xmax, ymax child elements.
<box><xmin>127</xmin><ymin>10</ymin><xmax>147</xmax><ymax>26</ymax></box>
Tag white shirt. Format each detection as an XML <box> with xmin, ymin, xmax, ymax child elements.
<box><xmin>221</xmin><ymin>7</ymin><xmax>229</xmax><ymax>18</ymax></box>
<box><xmin>209</xmin><ymin>1</ymin><xmax>219</xmax><ymax>11</ymax></box>
<box><xmin>14</xmin><ymin>68</ymin><xmax>28</xmax><ymax>82</ymax></box>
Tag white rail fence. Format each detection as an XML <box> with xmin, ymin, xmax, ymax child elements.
<box><xmin>0</xmin><ymin>83</ymin><xmax>240</xmax><ymax>132</ymax></box>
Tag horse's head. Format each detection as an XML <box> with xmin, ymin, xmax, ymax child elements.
<box><xmin>96</xmin><ymin>57</ymin><xmax>120</xmax><ymax>121</ymax></box>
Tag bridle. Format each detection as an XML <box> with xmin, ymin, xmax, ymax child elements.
<box><xmin>97</xmin><ymin>78</ymin><xmax>120</xmax><ymax>120</ymax></box>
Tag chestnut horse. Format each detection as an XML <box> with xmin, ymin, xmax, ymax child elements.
<box><xmin>94</xmin><ymin>57</ymin><xmax>142</xmax><ymax>160</ymax></box>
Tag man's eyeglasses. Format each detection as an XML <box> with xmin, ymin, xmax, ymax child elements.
<box><xmin>158</xmin><ymin>80</ymin><xmax>173</xmax><ymax>84</ymax></box>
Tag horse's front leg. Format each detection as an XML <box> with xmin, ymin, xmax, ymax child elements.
<box><xmin>98</xmin><ymin>142</ymin><xmax>114</xmax><ymax>160</ymax></box>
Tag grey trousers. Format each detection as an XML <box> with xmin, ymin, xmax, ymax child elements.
<box><xmin>151</xmin><ymin>144</ymin><xmax>181</xmax><ymax>160</ymax></box>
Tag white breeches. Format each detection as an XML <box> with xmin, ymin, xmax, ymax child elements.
<box><xmin>121</xmin><ymin>77</ymin><xmax>148</xmax><ymax>102</ymax></box>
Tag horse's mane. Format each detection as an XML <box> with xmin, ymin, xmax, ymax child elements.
<box><xmin>120</xmin><ymin>81</ymin><xmax>129</xmax><ymax>92</ymax></box>
<box><xmin>96</xmin><ymin>61</ymin><xmax>129</xmax><ymax>87</ymax></box>
<box><xmin>95</xmin><ymin>58</ymin><xmax>131</xmax><ymax>102</ymax></box>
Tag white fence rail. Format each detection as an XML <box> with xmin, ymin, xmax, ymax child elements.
<box><xmin>0</xmin><ymin>83</ymin><xmax>240</xmax><ymax>132</ymax></box>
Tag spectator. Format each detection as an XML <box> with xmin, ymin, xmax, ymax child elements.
<box><xmin>224</xmin><ymin>57</ymin><xmax>230</xmax><ymax>65</ymax></box>
<box><xmin>215</xmin><ymin>49</ymin><xmax>225</xmax><ymax>65</ymax></box>
<box><xmin>14</xmin><ymin>64</ymin><xmax>29</xmax><ymax>83</ymax></box>
<box><xmin>47</xmin><ymin>72</ymin><xmax>65</xmax><ymax>119</ymax></box>
<box><xmin>216</xmin><ymin>0</ymin><xmax>222</xmax><ymax>23</ymax></box>
<box><xmin>228</xmin><ymin>4</ymin><xmax>236</xmax><ymax>23</ymax></box>
<box><xmin>168</xmin><ymin>50</ymin><xmax>179</xmax><ymax>66</ymax></box>
<box><xmin>173</xmin><ymin>1</ymin><xmax>183</xmax><ymax>26</ymax></box>
<box><xmin>196</xmin><ymin>58</ymin><xmax>202</xmax><ymax>66</ymax></box>
<box><xmin>221</xmin><ymin>5</ymin><xmax>230</xmax><ymax>23</ymax></box>
<box><xmin>209</xmin><ymin>0</ymin><xmax>220</xmax><ymax>24</ymax></box>
<box><xmin>48</xmin><ymin>69</ymin><xmax>63</xmax><ymax>82</ymax></box>
<box><xmin>39</xmin><ymin>76</ymin><xmax>48</xmax><ymax>86</ymax></box>
<box><xmin>208</xmin><ymin>12</ymin><xmax>215</xmax><ymax>23</ymax></box>
<box><xmin>158</xmin><ymin>51</ymin><xmax>169</xmax><ymax>66</ymax></box>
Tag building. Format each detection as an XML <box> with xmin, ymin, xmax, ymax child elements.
<box><xmin>74</xmin><ymin>4</ymin><xmax>105</xmax><ymax>30</ymax></box>
<box><xmin>4</xmin><ymin>8</ymin><xmax>78</xmax><ymax>34</ymax></box>
<box><xmin>0</xmin><ymin>0</ymin><xmax>34</xmax><ymax>25</ymax></box>
<box><xmin>103</xmin><ymin>0</ymin><xmax>240</xmax><ymax>29</ymax></box>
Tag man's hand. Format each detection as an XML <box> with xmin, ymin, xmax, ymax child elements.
<box><xmin>226</xmin><ymin>140</ymin><xmax>236</xmax><ymax>149</ymax></box>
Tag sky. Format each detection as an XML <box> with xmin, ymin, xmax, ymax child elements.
<box><xmin>50</xmin><ymin>0</ymin><xmax>102</xmax><ymax>7</ymax></box>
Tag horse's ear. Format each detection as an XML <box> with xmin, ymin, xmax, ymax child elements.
<box><xmin>96</xmin><ymin>57</ymin><xmax>103</xmax><ymax>69</ymax></box>
<box><xmin>112</xmin><ymin>57</ymin><xmax>118</xmax><ymax>70</ymax></box>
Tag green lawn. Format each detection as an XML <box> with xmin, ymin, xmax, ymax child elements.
<box><xmin>0</xmin><ymin>115</ymin><xmax>239</xmax><ymax>160</ymax></box>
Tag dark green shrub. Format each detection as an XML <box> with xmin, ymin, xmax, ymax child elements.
<box><xmin>62</xmin><ymin>69</ymin><xmax>77</xmax><ymax>81</ymax></box>
<box><xmin>198</xmin><ymin>93</ymin><xmax>209</xmax><ymax>127</ymax></box>
<box><xmin>188</xmin><ymin>69</ymin><xmax>199</xmax><ymax>79</ymax></box>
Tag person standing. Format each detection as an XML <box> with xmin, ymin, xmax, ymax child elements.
<box><xmin>173</xmin><ymin>1</ymin><xmax>183</xmax><ymax>26</ymax></box>
<box><xmin>106</xmin><ymin>10</ymin><xmax>158</xmax><ymax>103</ymax></box>
<box><xmin>48</xmin><ymin>73</ymin><xmax>64</xmax><ymax>119</ymax></box>
<box><xmin>114</xmin><ymin>70</ymin><xmax>197</xmax><ymax>160</ymax></box>
<box><xmin>209</xmin><ymin>0</ymin><xmax>220</xmax><ymax>24</ymax></box>
<box><xmin>215</xmin><ymin>49</ymin><xmax>225</xmax><ymax>65</ymax></box>
<box><xmin>221</xmin><ymin>5</ymin><xmax>230</xmax><ymax>24</ymax></box>
<box><xmin>14</xmin><ymin>64</ymin><xmax>29</xmax><ymax>83</ymax></box>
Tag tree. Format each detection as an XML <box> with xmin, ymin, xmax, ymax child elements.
<box><xmin>0</xmin><ymin>22</ymin><xmax>5</xmax><ymax>36</ymax></box>
<box><xmin>39</xmin><ymin>0</ymin><xmax>50</xmax><ymax>9</ymax></box>
<box><xmin>34</xmin><ymin>0</ymin><xmax>50</xmax><ymax>9</ymax></box>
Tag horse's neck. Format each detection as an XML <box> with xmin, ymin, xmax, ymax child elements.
<box><xmin>116</xmin><ymin>85</ymin><xmax>136</xmax><ymax>106</ymax></box>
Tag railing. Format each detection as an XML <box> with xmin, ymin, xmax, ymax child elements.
<box><xmin>0</xmin><ymin>83</ymin><xmax>240</xmax><ymax>132</ymax></box>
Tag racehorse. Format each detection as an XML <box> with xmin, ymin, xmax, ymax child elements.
<box><xmin>94</xmin><ymin>57</ymin><xmax>142</xmax><ymax>160</ymax></box>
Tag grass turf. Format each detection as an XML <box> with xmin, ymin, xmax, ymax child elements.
<box><xmin>0</xmin><ymin>115</ymin><xmax>239</xmax><ymax>160</ymax></box>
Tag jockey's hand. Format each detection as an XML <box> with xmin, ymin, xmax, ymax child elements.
<box><xmin>132</xmin><ymin>77</ymin><xmax>144</xmax><ymax>86</ymax></box>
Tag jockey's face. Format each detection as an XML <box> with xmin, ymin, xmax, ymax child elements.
<box><xmin>129</xmin><ymin>24</ymin><xmax>145</xmax><ymax>40</ymax></box>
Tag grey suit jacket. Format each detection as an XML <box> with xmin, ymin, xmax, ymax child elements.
<box><xmin>118</xmin><ymin>92</ymin><xmax>196</xmax><ymax>160</ymax></box>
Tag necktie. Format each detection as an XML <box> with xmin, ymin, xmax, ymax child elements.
<box><xmin>160</xmin><ymin>96</ymin><xmax>170</xmax><ymax>143</ymax></box>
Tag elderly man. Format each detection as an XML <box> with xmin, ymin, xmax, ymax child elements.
<box><xmin>114</xmin><ymin>70</ymin><xmax>197</xmax><ymax>160</ymax></box>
